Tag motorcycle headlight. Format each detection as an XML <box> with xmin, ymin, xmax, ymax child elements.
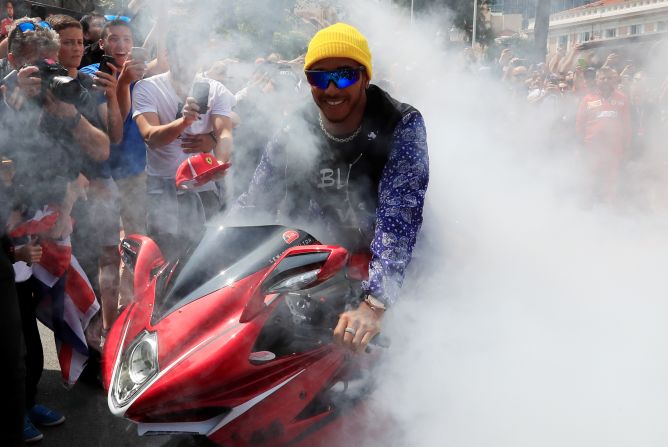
<box><xmin>112</xmin><ymin>331</ymin><xmax>159</xmax><ymax>408</ymax></box>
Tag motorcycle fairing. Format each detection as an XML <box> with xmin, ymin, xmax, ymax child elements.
<box><xmin>104</xmin><ymin>225</ymin><xmax>378</xmax><ymax>447</ymax></box>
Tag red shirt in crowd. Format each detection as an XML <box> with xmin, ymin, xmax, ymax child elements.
<box><xmin>1</xmin><ymin>17</ymin><xmax>13</xmax><ymax>37</ymax></box>
<box><xmin>575</xmin><ymin>90</ymin><xmax>631</xmax><ymax>155</ymax></box>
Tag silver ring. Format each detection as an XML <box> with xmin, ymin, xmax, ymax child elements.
<box><xmin>345</xmin><ymin>327</ymin><xmax>356</xmax><ymax>336</ymax></box>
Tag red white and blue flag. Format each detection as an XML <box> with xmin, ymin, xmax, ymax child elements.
<box><xmin>10</xmin><ymin>206</ymin><xmax>100</xmax><ymax>387</ymax></box>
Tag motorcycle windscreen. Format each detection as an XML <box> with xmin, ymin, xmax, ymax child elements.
<box><xmin>151</xmin><ymin>225</ymin><xmax>319</xmax><ymax>324</ymax></box>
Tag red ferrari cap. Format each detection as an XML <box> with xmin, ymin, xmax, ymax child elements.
<box><xmin>175</xmin><ymin>153</ymin><xmax>231</xmax><ymax>190</ymax></box>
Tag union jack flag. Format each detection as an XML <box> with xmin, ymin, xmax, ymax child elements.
<box><xmin>10</xmin><ymin>206</ymin><xmax>100</xmax><ymax>386</ymax></box>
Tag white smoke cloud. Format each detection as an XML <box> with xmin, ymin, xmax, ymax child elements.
<box><xmin>66</xmin><ymin>1</ymin><xmax>668</xmax><ymax>445</ymax></box>
<box><xmin>330</xmin><ymin>1</ymin><xmax>668</xmax><ymax>446</ymax></box>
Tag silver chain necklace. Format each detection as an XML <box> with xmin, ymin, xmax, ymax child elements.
<box><xmin>319</xmin><ymin>114</ymin><xmax>362</xmax><ymax>144</ymax></box>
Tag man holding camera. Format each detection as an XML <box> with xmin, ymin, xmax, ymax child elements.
<box><xmin>0</xmin><ymin>17</ymin><xmax>109</xmax><ymax>443</ymax></box>
<box><xmin>132</xmin><ymin>20</ymin><xmax>235</xmax><ymax>255</ymax></box>
<box><xmin>2</xmin><ymin>18</ymin><xmax>109</xmax><ymax>211</ymax></box>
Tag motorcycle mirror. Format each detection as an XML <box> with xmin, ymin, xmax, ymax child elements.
<box><xmin>262</xmin><ymin>245</ymin><xmax>349</xmax><ymax>294</ymax></box>
<box><xmin>264</xmin><ymin>268</ymin><xmax>321</xmax><ymax>294</ymax></box>
<box><xmin>120</xmin><ymin>238</ymin><xmax>141</xmax><ymax>273</ymax></box>
<box><xmin>119</xmin><ymin>235</ymin><xmax>166</xmax><ymax>293</ymax></box>
<box><xmin>240</xmin><ymin>245</ymin><xmax>348</xmax><ymax>323</ymax></box>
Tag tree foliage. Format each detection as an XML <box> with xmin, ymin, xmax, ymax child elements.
<box><xmin>392</xmin><ymin>0</ymin><xmax>495</xmax><ymax>46</ymax></box>
<box><xmin>91</xmin><ymin>0</ymin><xmax>311</xmax><ymax>59</ymax></box>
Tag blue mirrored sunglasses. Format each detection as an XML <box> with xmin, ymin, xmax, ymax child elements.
<box><xmin>17</xmin><ymin>21</ymin><xmax>52</xmax><ymax>33</ymax></box>
<box><xmin>304</xmin><ymin>67</ymin><xmax>365</xmax><ymax>90</ymax></box>
<box><xmin>104</xmin><ymin>14</ymin><xmax>131</xmax><ymax>23</ymax></box>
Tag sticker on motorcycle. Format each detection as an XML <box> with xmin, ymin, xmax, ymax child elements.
<box><xmin>282</xmin><ymin>230</ymin><xmax>299</xmax><ymax>244</ymax></box>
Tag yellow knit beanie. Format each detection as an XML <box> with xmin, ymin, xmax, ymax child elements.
<box><xmin>304</xmin><ymin>22</ymin><xmax>373</xmax><ymax>80</ymax></box>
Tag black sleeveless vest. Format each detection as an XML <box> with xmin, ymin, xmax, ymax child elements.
<box><xmin>280</xmin><ymin>85</ymin><xmax>416</xmax><ymax>252</ymax></box>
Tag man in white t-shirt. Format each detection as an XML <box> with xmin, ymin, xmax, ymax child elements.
<box><xmin>133</xmin><ymin>24</ymin><xmax>235</xmax><ymax>253</ymax></box>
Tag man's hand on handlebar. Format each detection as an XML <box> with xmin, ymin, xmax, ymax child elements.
<box><xmin>333</xmin><ymin>301</ymin><xmax>384</xmax><ymax>353</ymax></box>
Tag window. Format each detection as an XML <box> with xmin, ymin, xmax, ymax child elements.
<box><xmin>558</xmin><ymin>35</ymin><xmax>568</xmax><ymax>48</ymax></box>
<box><xmin>630</xmin><ymin>24</ymin><xmax>643</xmax><ymax>35</ymax></box>
<box><xmin>579</xmin><ymin>31</ymin><xmax>591</xmax><ymax>42</ymax></box>
<box><xmin>658</xmin><ymin>21</ymin><xmax>667</xmax><ymax>32</ymax></box>
<box><xmin>605</xmin><ymin>28</ymin><xmax>617</xmax><ymax>38</ymax></box>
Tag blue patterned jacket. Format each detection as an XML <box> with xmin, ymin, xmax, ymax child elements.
<box><xmin>236</xmin><ymin>86</ymin><xmax>429</xmax><ymax>306</ymax></box>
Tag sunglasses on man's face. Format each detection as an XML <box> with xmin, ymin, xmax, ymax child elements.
<box><xmin>104</xmin><ymin>14</ymin><xmax>131</xmax><ymax>23</ymax></box>
<box><xmin>17</xmin><ymin>21</ymin><xmax>51</xmax><ymax>33</ymax></box>
<box><xmin>304</xmin><ymin>66</ymin><xmax>365</xmax><ymax>90</ymax></box>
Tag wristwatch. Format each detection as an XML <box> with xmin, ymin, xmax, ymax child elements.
<box><xmin>363</xmin><ymin>294</ymin><xmax>387</xmax><ymax>312</ymax></box>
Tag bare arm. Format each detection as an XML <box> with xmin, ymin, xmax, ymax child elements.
<box><xmin>94</xmin><ymin>64</ymin><xmax>124</xmax><ymax>145</ymax></box>
<box><xmin>98</xmin><ymin>102</ymin><xmax>123</xmax><ymax>145</ymax></box>
<box><xmin>142</xmin><ymin>7</ymin><xmax>169</xmax><ymax>77</ymax></box>
<box><xmin>117</xmin><ymin>59</ymin><xmax>147</xmax><ymax>119</ymax></box>
<box><xmin>134</xmin><ymin>112</ymin><xmax>190</xmax><ymax>149</ymax></box>
<box><xmin>43</xmin><ymin>93</ymin><xmax>110</xmax><ymax>161</ymax></box>
<box><xmin>0</xmin><ymin>37</ymin><xmax>7</xmax><ymax>59</ymax></box>
<box><xmin>211</xmin><ymin>114</ymin><xmax>234</xmax><ymax>162</ymax></box>
<box><xmin>117</xmin><ymin>79</ymin><xmax>132</xmax><ymax>121</ymax></box>
<box><xmin>72</xmin><ymin>113</ymin><xmax>111</xmax><ymax>161</ymax></box>
<box><xmin>558</xmin><ymin>48</ymin><xmax>577</xmax><ymax>73</ymax></box>
<box><xmin>106</xmin><ymin>95</ymin><xmax>124</xmax><ymax>145</ymax></box>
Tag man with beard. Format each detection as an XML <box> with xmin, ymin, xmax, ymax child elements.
<box><xmin>576</xmin><ymin>66</ymin><xmax>631</xmax><ymax>202</ymax></box>
<box><xmin>132</xmin><ymin>20</ymin><xmax>235</xmax><ymax>255</ymax></box>
<box><xmin>237</xmin><ymin>23</ymin><xmax>430</xmax><ymax>353</ymax></box>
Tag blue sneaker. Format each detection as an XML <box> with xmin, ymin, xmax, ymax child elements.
<box><xmin>24</xmin><ymin>415</ymin><xmax>43</xmax><ymax>443</ymax></box>
<box><xmin>28</xmin><ymin>404</ymin><xmax>66</xmax><ymax>427</ymax></box>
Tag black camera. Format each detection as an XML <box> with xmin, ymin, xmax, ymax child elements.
<box><xmin>32</xmin><ymin>59</ymin><xmax>83</xmax><ymax>105</ymax></box>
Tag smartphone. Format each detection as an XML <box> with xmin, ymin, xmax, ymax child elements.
<box><xmin>130</xmin><ymin>47</ymin><xmax>149</xmax><ymax>63</ymax></box>
<box><xmin>1</xmin><ymin>69</ymin><xmax>18</xmax><ymax>91</ymax></box>
<box><xmin>192</xmin><ymin>81</ymin><xmax>210</xmax><ymax>114</ymax></box>
<box><xmin>99</xmin><ymin>55</ymin><xmax>117</xmax><ymax>75</ymax></box>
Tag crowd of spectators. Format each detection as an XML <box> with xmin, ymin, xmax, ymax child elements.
<box><xmin>483</xmin><ymin>44</ymin><xmax>668</xmax><ymax>205</ymax></box>
<box><xmin>0</xmin><ymin>3</ymin><xmax>309</xmax><ymax>444</ymax></box>
<box><xmin>1</xmin><ymin>0</ymin><xmax>667</xmax><ymax>445</ymax></box>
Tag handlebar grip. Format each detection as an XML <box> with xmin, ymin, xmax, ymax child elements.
<box><xmin>370</xmin><ymin>333</ymin><xmax>391</xmax><ymax>349</ymax></box>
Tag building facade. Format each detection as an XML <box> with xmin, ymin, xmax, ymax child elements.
<box><xmin>539</xmin><ymin>0</ymin><xmax>668</xmax><ymax>52</ymax></box>
<box><xmin>491</xmin><ymin>0</ymin><xmax>594</xmax><ymax>18</ymax></box>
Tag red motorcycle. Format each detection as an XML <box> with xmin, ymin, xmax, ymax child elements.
<box><xmin>102</xmin><ymin>223</ymin><xmax>386</xmax><ymax>447</ymax></box>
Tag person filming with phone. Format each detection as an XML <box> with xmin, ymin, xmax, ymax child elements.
<box><xmin>132</xmin><ymin>17</ymin><xmax>235</xmax><ymax>255</ymax></box>
<box><xmin>81</xmin><ymin>17</ymin><xmax>149</xmax><ymax>238</ymax></box>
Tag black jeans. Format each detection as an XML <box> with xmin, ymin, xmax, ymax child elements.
<box><xmin>17</xmin><ymin>277</ymin><xmax>43</xmax><ymax>409</ymax></box>
<box><xmin>0</xmin><ymin>247</ymin><xmax>26</xmax><ymax>446</ymax></box>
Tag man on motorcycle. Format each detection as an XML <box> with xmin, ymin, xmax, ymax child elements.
<box><xmin>237</xmin><ymin>23</ymin><xmax>429</xmax><ymax>353</ymax></box>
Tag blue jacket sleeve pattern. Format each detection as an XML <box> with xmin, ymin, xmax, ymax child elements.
<box><xmin>362</xmin><ymin>111</ymin><xmax>429</xmax><ymax>306</ymax></box>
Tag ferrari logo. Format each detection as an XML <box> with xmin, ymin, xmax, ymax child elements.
<box><xmin>205</xmin><ymin>156</ymin><xmax>213</xmax><ymax>165</ymax></box>
<box><xmin>282</xmin><ymin>230</ymin><xmax>299</xmax><ymax>244</ymax></box>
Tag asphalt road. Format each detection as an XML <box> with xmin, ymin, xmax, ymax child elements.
<box><xmin>37</xmin><ymin>323</ymin><xmax>202</xmax><ymax>447</ymax></box>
